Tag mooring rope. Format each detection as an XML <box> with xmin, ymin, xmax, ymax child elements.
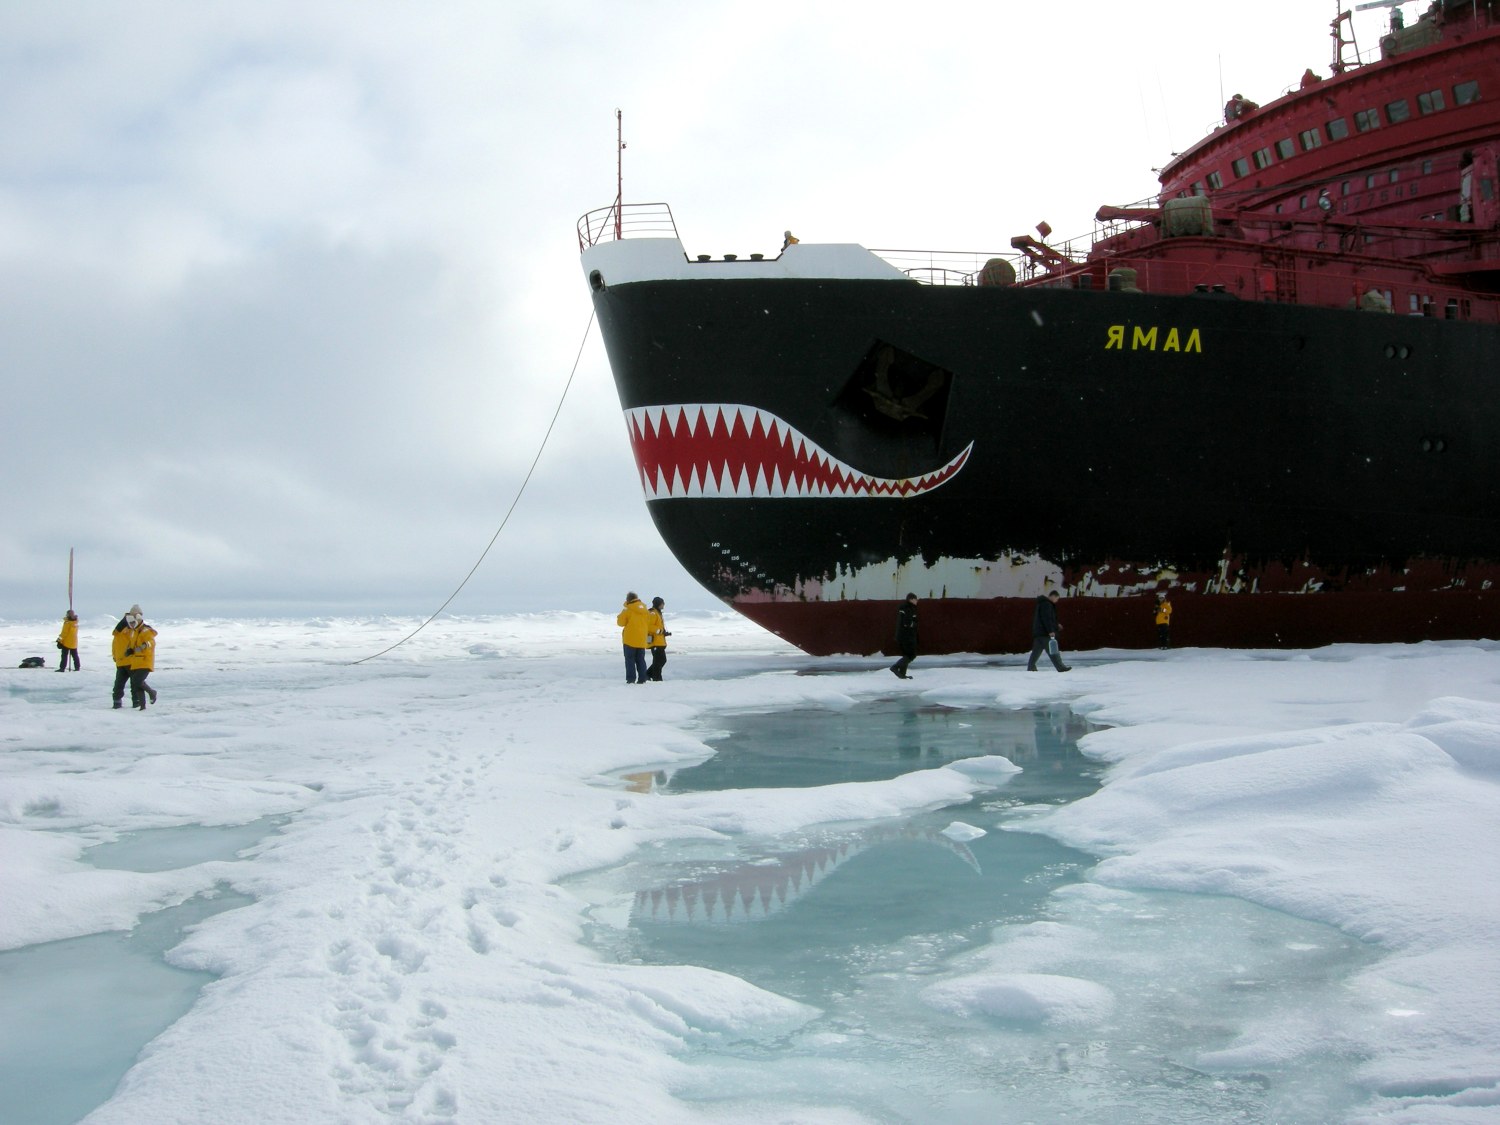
<box><xmin>350</xmin><ymin>309</ymin><xmax>596</xmax><ymax>665</ymax></box>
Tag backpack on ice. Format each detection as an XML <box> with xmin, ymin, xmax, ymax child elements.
<box><xmin>19</xmin><ymin>656</ymin><xmax>46</xmax><ymax>668</ymax></box>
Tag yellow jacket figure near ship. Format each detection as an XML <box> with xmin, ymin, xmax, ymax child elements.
<box><xmin>56</xmin><ymin>610</ymin><xmax>80</xmax><ymax>671</ymax></box>
<box><xmin>645</xmin><ymin>596</ymin><xmax>669</xmax><ymax>682</ymax></box>
<box><xmin>122</xmin><ymin>605</ymin><xmax>158</xmax><ymax>710</ymax></box>
<box><xmin>1154</xmin><ymin>593</ymin><xmax>1173</xmax><ymax>649</ymax></box>
<box><xmin>111</xmin><ymin>614</ymin><xmax>134</xmax><ymax>708</ymax></box>
<box><xmin>617</xmin><ymin>593</ymin><xmax>652</xmax><ymax>684</ymax></box>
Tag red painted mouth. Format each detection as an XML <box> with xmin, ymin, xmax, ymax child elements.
<box><xmin>625</xmin><ymin>404</ymin><xmax>972</xmax><ymax>499</ymax></box>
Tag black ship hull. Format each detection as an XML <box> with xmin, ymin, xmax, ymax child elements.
<box><xmin>585</xmin><ymin>257</ymin><xmax>1500</xmax><ymax>655</ymax></box>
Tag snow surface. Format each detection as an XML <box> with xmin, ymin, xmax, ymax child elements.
<box><xmin>3</xmin><ymin>614</ymin><xmax>1500</xmax><ymax>1123</ymax></box>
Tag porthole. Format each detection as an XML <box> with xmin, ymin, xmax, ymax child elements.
<box><xmin>1421</xmin><ymin>437</ymin><xmax>1448</xmax><ymax>453</ymax></box>
<box><xmin>589</xmin><ymin>270</ymin><xmax>606</xmax><ymax>292</ymax></box>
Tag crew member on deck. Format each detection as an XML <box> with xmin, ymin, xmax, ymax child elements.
<box><xmin>1224</xmin><ymin>93</ymin><xmax>1259</xmax><ymax>121</ymax></box>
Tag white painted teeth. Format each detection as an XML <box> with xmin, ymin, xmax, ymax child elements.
<box><xmin>624</xmin><ymin>404</ymin><xmax>972</xmax><ymax>500</ymax></box>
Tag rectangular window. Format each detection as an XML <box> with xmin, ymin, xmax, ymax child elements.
<box><xmin>1192</xmin><ymin>181</ymin><xmax>1206</xmax><ymax>195</ymax></box>
<box><xmin>1389</xmin><ymin>169</ymin><xmax>1400</xmax><ymax>183</ymax></box>
<box><xmin>1253</xmin><ymin>147</ymin><xmax>1274</xmax><ymax>169</ymax></box>
<box><xmin>1385</xmin><ymin>98</ymin><xmax>1411</xmax><ymax>124</ymax></box>
<box><xmin>1417</xmin><ymin>89</ymin><xmax>1446</xmax><ymax>114</ymax></box>
<box><xmin>1454</xmin><ymin>79</ymin><xmax>1480</xmax><ymax>105</ymax></box>
<box><xmin>1327</xmin><ymin>117</ymin><xmax>1349</xmax><ymax>140</ymax></box>
<box><xmin>1355</xmin><ymin>108</ymin><xmax>1380</xmax><ymax>131</ymax></box>
<box><xmin>1207</xmin><ymin>171</ymin><xmax>1223</xmax><ymax>190</ymax></box>
<box><xmin>1232</xmin><ymin>157</ymin><xmax>1251</xmax><ymax>178</ymax></box>
<box><xmin>1423</xmin><ymin>159</ymin><xmax>1433</xmax><ymax>174</ymax></box>
<box><xmin>1341</xmin><ymin>180</ymin><xmax>1351</xmax><ymax>196</ymax></box>
<box><xmin>1299</xmin><ymin>128</ymin><xmax>1322</xmax><ymax>152</ymax></box>
<box><xmin>1277</xmin><ymin>137</ymin><xmax>1296</xmax><ymax>159</ymax></box>
<box><xmin>1366</xmin><ymin>173</ymin><xmax>1378</xmax><ymax>189</ymax></box>
<box><xmin>1299</xmin><ymin>194</ymin><xmax>1309</xmax><ymax>209</ymax></box>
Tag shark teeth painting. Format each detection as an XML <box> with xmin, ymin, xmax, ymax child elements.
<box><xmin>625</xmin><ymin>404</ymin><xmax>973</xmax><ymax>500</ymax></box>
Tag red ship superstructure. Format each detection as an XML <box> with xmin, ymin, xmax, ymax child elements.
<box><xmin>1011</xmin><ymin>0</ymin><xmax>1500</xmax><ymax>323</ymax></box>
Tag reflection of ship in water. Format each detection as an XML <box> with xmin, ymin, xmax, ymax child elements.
<box><xmin>620</xmin><ymin>700</ymin><xmax>1098</xmax><ymax>797</ymax></box>
<box><xmin>631</xmin><ymin>825</ymin><xmax>980</xmax><ymax>927</ymax></box>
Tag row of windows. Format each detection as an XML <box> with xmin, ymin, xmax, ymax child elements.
<box><xmin>1193</xmin><ymin>79</ymin><xmax>1480</xmax><ymax>191</ymax></box>
<box><xmin>1273</xmin><ymin>159</ymin><xmax>1439</xmax><ymax>212</ymax></box>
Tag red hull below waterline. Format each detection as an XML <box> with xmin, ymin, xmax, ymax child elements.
<box><xmin>734</xmin><ymin>591</ymin><xmax>1500</xmax><ymax>658</ymax></box>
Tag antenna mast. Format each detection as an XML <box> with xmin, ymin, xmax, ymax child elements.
<box><xmin>614</xmin><ymin>109</ymin><xmax>625</xmax><ymax>240</ymax></box>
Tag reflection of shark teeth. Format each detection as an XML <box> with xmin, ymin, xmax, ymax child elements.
<box><xmin>630</xmin><ymin>827</ymin><xmax>980</xmax><ymax>926</ymax></box>
<box><xmin>624</xmin><ymin>404</ymin><xmax>973</xmax><ymax>500</ymax></box>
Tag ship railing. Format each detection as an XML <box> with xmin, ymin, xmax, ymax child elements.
<box><xmin>870</xmin><ymin>238</ymin><xmax>1096</xmax><ymax>286</ymax></box>
<box><xmin>868</xmin><ymin>249</ymin><xmax>1018</xmax><ymax>285</ymax></box>
<box><xmin>577</xmin><ymin>202</ymin><xmax>680</xmax><ymax>251</ymax></box>
<box><xmin>872</xmin><ymin>238</ymin><xmax>1493</xmax><ymax>317</ymax></box>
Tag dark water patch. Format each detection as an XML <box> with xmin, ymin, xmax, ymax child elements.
<box><xmin>0</xmin><ymin>889</ymin><xmax>252</xmax><ymax>1125</ymax></box>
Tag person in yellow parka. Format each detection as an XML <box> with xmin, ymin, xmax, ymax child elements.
<box><xmin>616</xmin><ymin>592</ymin><xmax>651</xmax><ymax>685</ymax></box>
<box><xmin>123</xmin><ymin>604</ymin><xmax>158</xmax><ymax>710</ymax></box>
<box><xmin>57</xmin><ymin>610</ymin><xmax>80</xmax><ymax>671</ymax></box>
<box><xmin>1154</xmin><ymin>591</ymin><xmax>1174</xmax><ymax>649</ymax></box>
<box><xmin>645</xmin><ymin>596</ymin><xmax>670</xmax><ymax>682</ymax></box>
<box><xmin>111</xmin><ymin>611</ymin><xmax>134</xmax><ymax>708</ymax></box>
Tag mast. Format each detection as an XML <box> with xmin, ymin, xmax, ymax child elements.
<box><xmin>614</xmin><ymin>109</ymin><xmax>625</xmax><ymax>241</ymax></box>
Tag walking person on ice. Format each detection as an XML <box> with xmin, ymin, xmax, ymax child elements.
<box><xmin>890</xmin><ymin>593</ymin><xmax>918</xmax><ymax>679</ymax></box>
<box><xmin>1026</xmin><ymin>590</ymin><xmax>1071</xmax><ymax>672</ymax></box>
<box><xmin>122</xmin><ymin>605</ymin><xmax>158</xmax><ymax>710</ymax></box>
<box><xmin>110</xmin><ymin>610</ymin><xmax>134</xmax><ymax>708</ymax></box>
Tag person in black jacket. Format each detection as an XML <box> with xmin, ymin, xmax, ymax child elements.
<box><xmin>890</xmin><ymin>593</ymin><xmax>919</xmax><ymax>679</ymax></box>
<box><xmin>1027</xmin><ymin>590</ymin><xmax>1072</xmax><ymax>672</ymax></box>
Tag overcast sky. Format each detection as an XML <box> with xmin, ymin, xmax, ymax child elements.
<box><xmin>1</xmin><ymin>1</ymin><xmax>1397</xmax><ymax>622</ymax></box>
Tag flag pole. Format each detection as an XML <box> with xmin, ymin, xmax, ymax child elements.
<box><xmin>68</xmin><ymin>547</ymin><xmax>74</xmax><ymax>612</ymax></box>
